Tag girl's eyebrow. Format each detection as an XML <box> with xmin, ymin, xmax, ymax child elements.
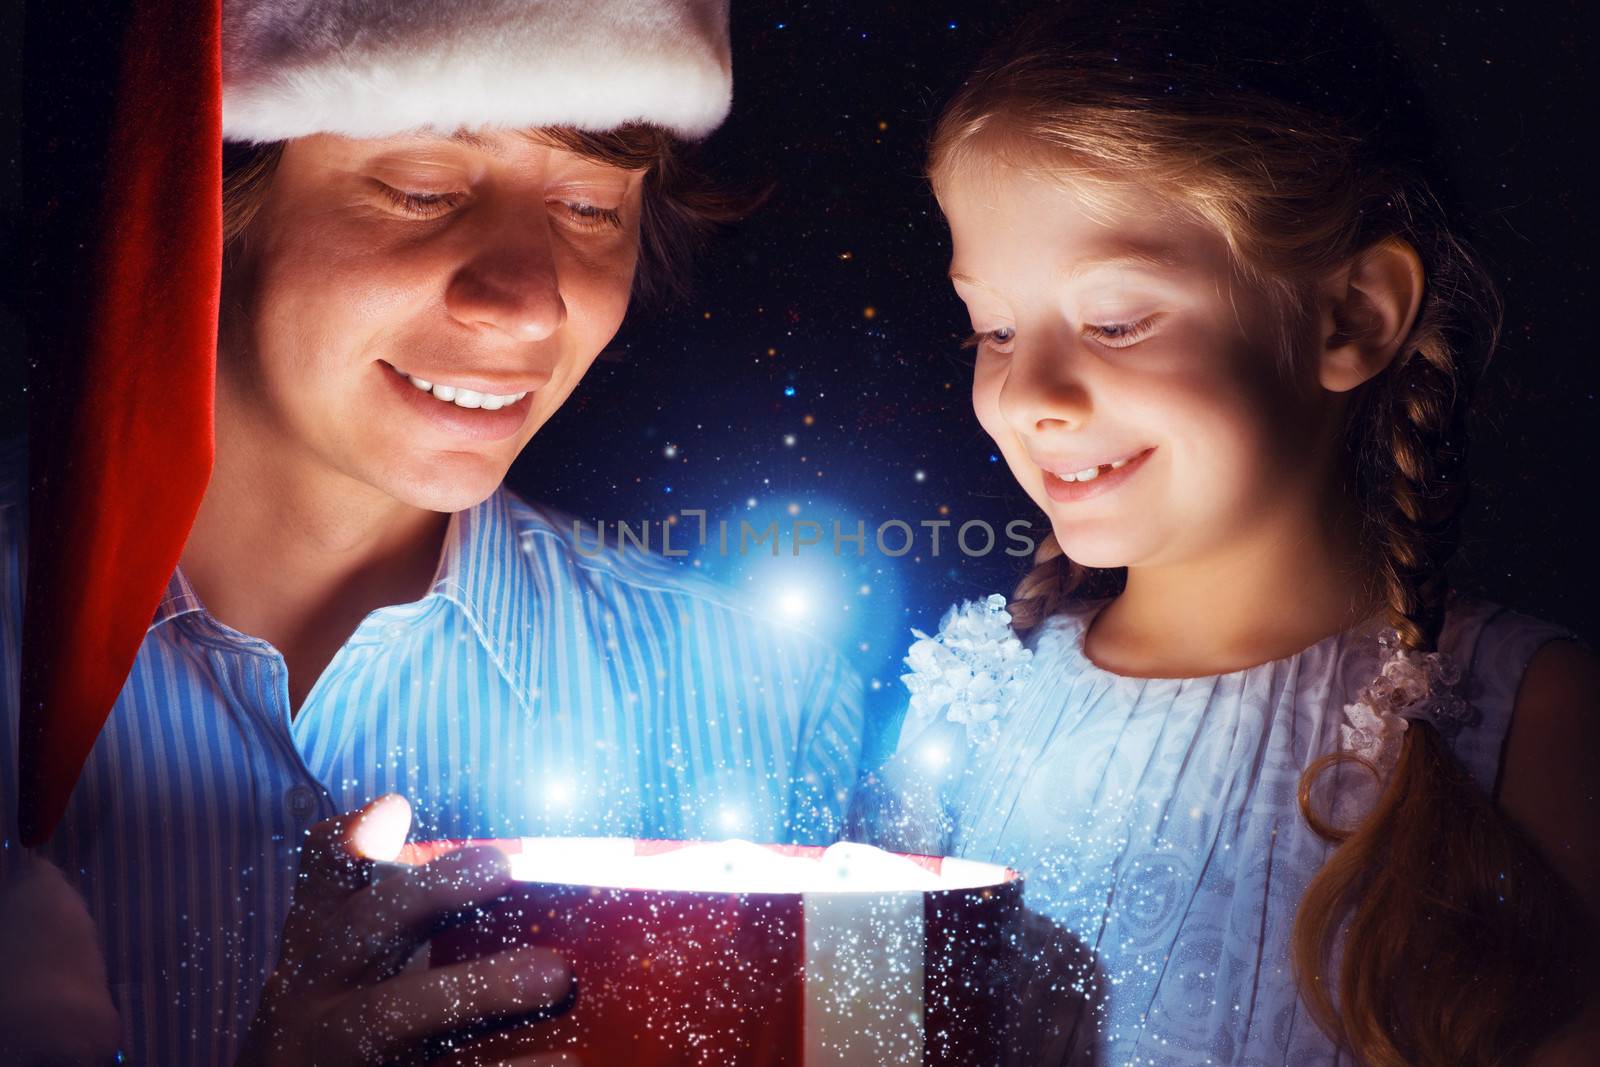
<box><xmin>950</xmin><ymin>245</ymin><xmax>1190</xmax><ymax>290</ymax></box>
<box><xmin>1062</xmin><ymin>245</ymin><xmax>1188</xmax><ymax>280</ymax></box>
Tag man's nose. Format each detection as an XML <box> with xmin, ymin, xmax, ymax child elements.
<box><xmin>444</xmin><ymin>217</ymin><xmax>568</xmax><ymax>342</ymax></box>
<box><xmin>996</xmin><ymin>340</ymin><xmax>1092</xmax><ymax>434</ymax></box>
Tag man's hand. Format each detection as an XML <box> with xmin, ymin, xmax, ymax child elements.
<box><xmin>0</xmin><ymin>855</ymin><xmax>123</xmax><ymax>1066</ymax></box>
<box><xmin>235</xmin><ymin>794</ymin><xmax>573</xmax><ymax>1066</ymax></box>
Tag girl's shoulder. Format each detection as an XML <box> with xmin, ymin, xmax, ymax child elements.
<box><xmin>1437</xmin><ymin>593</ymin><xmax>1587</xmax><ymax>792</ymax></box>
<box><xmin>1009</xmin><ymin>591</ymin><xmax>1584</xmax><ymax>792</ymax></box>
<box><xmin>1438</xmin><ymin>594</ymin><xmax>1581</xmax><ymax>683</ymax></box>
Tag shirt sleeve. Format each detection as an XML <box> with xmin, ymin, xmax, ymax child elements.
<box><xmin>781</xmin><ymin>643</ymin><xmax>867</xmax><ymax>847</ymax></box>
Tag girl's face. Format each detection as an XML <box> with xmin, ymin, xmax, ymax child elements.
<box><xmin>939</xmin><ymin>162</ymin><xmax>1339</xmax><ymax>572</ymax></box>
<box><xmin>222</xmin><ymin>130</ymin><xmax>645</xmax><ymax>512</ymax></box>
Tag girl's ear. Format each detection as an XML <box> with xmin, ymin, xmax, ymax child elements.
<box><xmin>1316</xmin><ymin>237</ymin><xmax>1425</xmax><ymax>393</ymax></box>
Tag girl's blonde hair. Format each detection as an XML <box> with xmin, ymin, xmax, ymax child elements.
<box><xmin>932</xmin><ymin>2</ymin><xmax>1582</xmax><ymax>1062</ymax></box>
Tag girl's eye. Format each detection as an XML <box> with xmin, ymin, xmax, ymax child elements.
<box><xmin>1084</xmin><ymin>315</ymin><xmax>1159</xmax><ymax>348</ymax></box>
<box><xmin>962</xmin><ymin>326</ymin><xmax>1017</xmax><ymax>353</ymax></box>
<box><xmin>556</xmin><ymin>200</ymin><xmax>625</xmax><ymax>232</ymax></box>
<box><xmin>376</xmin><ymin>182</ymin><xmax>467</xmax><ymax>219</ymax></box>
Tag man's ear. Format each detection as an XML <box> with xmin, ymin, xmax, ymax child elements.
<box><xmin>1316</xmin><ymin>237</ymin><xmax>1425</xmax><ymax>393</ymax></box>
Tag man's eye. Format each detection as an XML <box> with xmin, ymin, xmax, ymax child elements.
<box><xmin>376</xmin><ymin>183</ymin><xmax>467</xmax><ymax>219</ymax></box>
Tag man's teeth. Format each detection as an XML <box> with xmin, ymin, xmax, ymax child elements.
<box><xmin>1053</xmin><ymin>455</ymin><xmax>1136</xmax><ymax>482</ymax></box>
<box><xmin>404</xmin><ymin>374</ymin><xmax>527</xmax><ymax>411</ymax></box>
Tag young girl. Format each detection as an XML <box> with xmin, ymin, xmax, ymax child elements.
<box><xmin>856</xmin><ymin>2</ymin><xmax>1598</xmax><ymax>1064</ymax></box>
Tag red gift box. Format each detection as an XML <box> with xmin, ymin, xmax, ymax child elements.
<box><xmin>395</xmin><ymin>837</ymin><xmax>1022</xmax><ymax>1065</ymax></box>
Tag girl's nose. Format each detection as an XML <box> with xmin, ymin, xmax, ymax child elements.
<box><xmin>997</xmin><ymin>344</ymin><xmax>1092</xmax><ymax>434</ymax></box>
<box><xmin>444</xmin><ymin>221</ymin><xmax>568</xmax><ymax>341</ymax></box>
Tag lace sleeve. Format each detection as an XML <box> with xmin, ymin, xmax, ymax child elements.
<box><xmin>845</xmin><ymin>594</ymin><xmax>1033</xmax><ymax>856</ymax></box>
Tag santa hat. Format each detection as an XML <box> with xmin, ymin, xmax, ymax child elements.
<box><xmin>17</xmin><ymin>0</ymin><xmax>732</xmax><ymax>845</ymax></box>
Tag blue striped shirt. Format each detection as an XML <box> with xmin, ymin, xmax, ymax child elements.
<box><xmin>0</xmin><ymin>437</ymin><xmax>865</xmax><ymax>1065</ymax></box>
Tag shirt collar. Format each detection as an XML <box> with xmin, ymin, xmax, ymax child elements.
<box><xmin>150</xmin><ymin>485</ymin><xmax>539</xmax><ymax>701</ymax></box>
<box><xmin>424</xmin><ymin>483</ymin><xmax>539</xmax><ymax>702</ymax></box>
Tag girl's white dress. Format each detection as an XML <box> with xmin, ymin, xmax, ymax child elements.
<box><xmin>857</xmin><ymin>595</ymin><xmax>1575</xmax><ymax>1066</ymax></box>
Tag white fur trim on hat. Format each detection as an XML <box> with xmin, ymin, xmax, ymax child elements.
<box><xmin>222</xmin><ymin>0</ymin><xmax>732</xmax><ymax>142</ymax></box>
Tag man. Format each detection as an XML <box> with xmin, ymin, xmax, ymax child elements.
<box><xmin>0</xmin><ymin>1</ymin><xmax>864</xmax><ymax>1063</ymax></box>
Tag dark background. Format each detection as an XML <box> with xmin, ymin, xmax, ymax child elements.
<box><xmin>6</xmin><ymin>2</ymin><xmax>1595</xmax><ymax>764</ymax></box>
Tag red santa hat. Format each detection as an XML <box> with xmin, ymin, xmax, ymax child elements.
<box><xmin>17</xmin><ymin>0</ymin><xmax>733</xmax><ymax>844</ymax></box>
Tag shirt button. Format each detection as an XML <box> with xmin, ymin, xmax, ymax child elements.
<box><xmin>287</xmin><ymin>785</ymin><xmax>318</xmax><ymax>820</ymax></box>
<box><xmin>382</xmin><ymin>621</ymin><xmax>408</xmax><ymax>642</ymax></box>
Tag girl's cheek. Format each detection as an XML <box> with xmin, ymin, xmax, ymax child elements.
<box><xmin>971</xmin><ymin>353</ymin><xmax>1009</xmax><ymax>438</ymax></box>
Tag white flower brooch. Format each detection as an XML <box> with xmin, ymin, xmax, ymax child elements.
<box><xmin>1340</xmin><ymin>628</ymin><xmax>1475</xmax><ymax>774</ymax></box>
<box><xmin>901</xmin><ymin>593</ymin><xmax>1034</xmax><ymax>749</ymax></box>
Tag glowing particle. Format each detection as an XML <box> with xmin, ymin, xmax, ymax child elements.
<box><xmin>776</xmin><ymin>587</ymin><xmax>810</xmax><ymax>620</ymax></box>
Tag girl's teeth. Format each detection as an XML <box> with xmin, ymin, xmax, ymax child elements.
<box><xmin>1054</xmin><ymin>453</ymin><xmax>1143</xmax><ymax>482</ymax></box>
<box><xmin>402</xmin><ymin>372</ymin><xmax>527</xmax><ymax>410</ymax></box>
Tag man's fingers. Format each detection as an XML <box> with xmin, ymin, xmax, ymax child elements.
<box><xmin>294</xmin><ymin>794</ymin><xmax>413</xmax><ymax>912</ymax></box>
<box><xmin>348</xmin><ymin>794</ymin><xmax>412</xmax><ymax>862</ymax></box>
<box><xmin>316</xmin><ymin>845</ymin><xmax>514</xmax><ymax>983</ymax></box>
<box><xmin>313</xmin><ymin>945</ymin><xmax>573</xmax><ymax>1065</ymax></box>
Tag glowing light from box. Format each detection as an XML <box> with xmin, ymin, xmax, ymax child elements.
<box><xmin>503</xmin><ymin>838</ymin><xmax>1001</xmax><ymax>894</ymax></box>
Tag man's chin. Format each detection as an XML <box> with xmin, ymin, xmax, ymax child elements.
<box><xmin>377</xmin><ymin>451</ymin><xmax>514</xmax><ymax>514</ymax></box>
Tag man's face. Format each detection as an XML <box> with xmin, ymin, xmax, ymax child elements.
<box><xmin>220</xmin><ymin>129</ymin><xmax>644</xmax><ymax>511</ymax></box>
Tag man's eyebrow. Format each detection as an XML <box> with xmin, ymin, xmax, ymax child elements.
<box><xmin>445</xmin><ymin>128</ymin><xmax>506</xmax><ymax>156</ymax></box>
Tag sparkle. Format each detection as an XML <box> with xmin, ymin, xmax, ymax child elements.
<box><xmin>775</xmin><ymin>586</ymin><xmax>811</xmax><ymax>620</ymax></box>
<box><xmin>919</xmin><ymin>740</ymin><xmax>951</xmax><ymax>770</ymax></box>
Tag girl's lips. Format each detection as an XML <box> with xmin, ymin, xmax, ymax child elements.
<box><xmin>381</xmin><ymin>360</ymin><xmax>535</xmax><ymax>442</ymax></box>
<box><xmin>1041</xmin><ymin>447</ymin><xmax>1155</xmax><ymax>503</ymax></box>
